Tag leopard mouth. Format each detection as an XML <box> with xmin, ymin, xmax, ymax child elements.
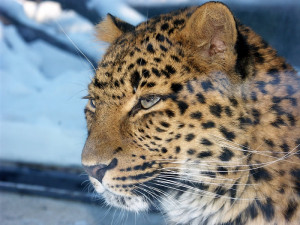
<box><xmin>89</xmin><ymin>177</ymin><xmax>150</xmax><ymax>212</ymax></box>
<box><xmin>89</xmin><ymin>170</ymin><xmax>180</xmax><ymax>212</ymax></box>
<box><xmin>102</xmin><ymin>190</ymin><xmax>150</xmax><ymax>212</ymax></box>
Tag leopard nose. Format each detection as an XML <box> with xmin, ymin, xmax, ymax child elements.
<box><xmin>83</xmin><ymin>158</ymin><xmax>118</xmax><ymax>183</ymax></box>
<box><xmin>83</xmin><ymin>164</ymin><xmax>108</xmax><ymax>183</ymax></box>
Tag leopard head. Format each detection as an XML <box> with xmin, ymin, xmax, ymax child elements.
<box><xmin>81</xmin><ymin>2</ymin><xmax>300</xmax><ymax>220</ymax></box>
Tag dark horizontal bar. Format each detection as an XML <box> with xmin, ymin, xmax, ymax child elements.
<box><xmin>0</xmin><ymin>160</ymin><xmax>159</xmax><ymax>212</ymax></box>
<box><xmin>0</xmin><ymin>160</ymin><xmax>97</xmax><ymax>203</ymax></box>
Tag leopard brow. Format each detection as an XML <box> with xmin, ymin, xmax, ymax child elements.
<box><xmin>82</xmin><ymin>95</ymin><xmax>94</xmax><ymax>100</ymax></box>
<box><xmin>141</xmin><ymin>94</ymin><xmax>175</xmax><ymax>101</ymax></box>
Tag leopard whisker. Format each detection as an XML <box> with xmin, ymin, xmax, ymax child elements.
<box><xmin>110</xmin><ymin>207</ymin><xmax>118</xmax><ymax>225</ymax></box>
<box><xmin>146</xmin><ymin>182</ymin><xmax>180</xmax><ymax>206</ymax></box>
<box><xmin>133</xmin><ymin>185</ymin><xmax>159</xmax><ymax>210</ymax></box>
<box><xmin>135</xmin><ymin>185</ymin><xmax>170</xmax><ymax>225</ymax></box>
<box><xmin>152</xmin><ymin>177</ymin><xmax>224</xmax><ymax>199</ymax></box>
<box><xmin>217</xmin><ymin>141</ymin><xmax>300</xmax><ymax>163</ymax></box>
<box><xmin>159</xmin><ymin>169</ymin><xmax>238</xmax><ymax>182</ymax></box>
<box><xmin>150</xmin><ymin>177</ymin><xmax>260</xmax><ymax>201</ymax></box>
<box><xmin>160</xmin><ymin>159</ymin><xmax>285</xmax><ymax>173</ymax></box>
<box><xmin>151</xmin><ymin>147</ymin><xmax>300</xmax><ymax>168</ymax></box>
<box><xmin>134</xmin><ymin>183</ymin><xmax>171</xmax><ymax>223</ymax></box>
<box><xmin>159</xmin><ymin>170</ymin><xmax>252</xmax><ymax>187</ymax></box>
<box><xmin>117</xmin><ymin>207</ymin><xmax>125</xmax><ymax>225</ymax></box>
<box><xmin>146</xmin><ymin>158</ymin><xmax>248</xmax><ymax>166</ymax></box>
<box><xmin>158</xmin><ymin>171</ymin><xmax>257</xmax><ymax>187</ymax></box>
<box><xmin>55</xmin><ymin>21</ymin><xmax>97</xmax><ymax>73</ymax></box>
<box><xmin>138</xmin><ymin>183</ymin><xmax>178</xmax><ymax>209</ymax></box>
<box><xmin>103</xmin><ymin>205</ymin><xmax>113</xmax><ymax>220</ymax></box>
<box><xmin>212</xmin><ymin>135</ymin><xmax>300</xmax><ymax>161</ymax></box>
<box><xmin>81</xmin><ymin>179</ymin><xmax>91</xmax><ymax>192</ymax></box>
<box><xmin>156</xmin><ymin>160</ymin><xmax>248</xmax><ymax>167</ymax></box>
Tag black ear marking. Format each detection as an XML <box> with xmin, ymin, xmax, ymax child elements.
<box><xmin>107</xmin><ymin>13</ymin><xmax>135</xmax><ymax>33</ymax></box>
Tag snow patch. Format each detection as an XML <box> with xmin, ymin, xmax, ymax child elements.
<box><xmin>0</xmin><ymin>1</ymin><xmax>99</xmax><ymax>166</ymax></box>
<box><xmin>23</xmin><ymin>0</ymin><xmax>62</xmax><ymax>23</ymax></box>
<box><xmin>88</xmin><ymin>0</ymin><xmax>145</xmax><ymax>25</ymax></box>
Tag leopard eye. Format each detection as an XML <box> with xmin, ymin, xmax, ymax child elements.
<box><xmin>141</xmin><ymin>96</ymin><xmax>161</xmax><ymax>109</ymax></box>
<box><xmin>90</xmin><ymin>99</ymin><xmax>96</xmax><ymax>109</ymax></box>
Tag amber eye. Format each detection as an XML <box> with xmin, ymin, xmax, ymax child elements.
<box><xmin>90</xmin><ymin>99</ymin><xmax>96</xmax><ymax>109</ymax></box>
<box><xmin>141</xmin><ymin>96</ymin><xmax>161</xmax><ymax>109</ymax></box>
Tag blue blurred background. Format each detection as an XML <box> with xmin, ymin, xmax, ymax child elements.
<box><xmin>0</xmin><ymin>0</ymin><xmax>299</xmax><ymax>224</ymax></box>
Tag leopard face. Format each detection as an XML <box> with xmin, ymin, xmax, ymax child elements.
<box><xmin>82</xmin><ymin>2</ymin><xmax>300</xmax><ymax>224</ymax></box>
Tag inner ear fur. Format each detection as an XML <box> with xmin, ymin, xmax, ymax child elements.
<box><xmin>96</xmin><ymin>14</ymin><xmax>135</xmax><ymax>43</ymax></box>
<box><xmin>178</xmin><ymin>2</ymin><xmax>237</xmax><ymax>68</ymax></box>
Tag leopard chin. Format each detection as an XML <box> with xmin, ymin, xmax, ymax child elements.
<box><xmin>89</xmin><ymin>177</ymin><xmax>150</xmax><ymax>212</ymax></box>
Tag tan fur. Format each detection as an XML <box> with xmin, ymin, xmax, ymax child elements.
<box><xmin>82</xmin><ymin>2</ymin><xmax>300</xmax><ymax>224</ymax></box>
<box><xmin>95</xmin><ymin>14</ymin><xmax>123</xmax><ymax>43</ymax></box>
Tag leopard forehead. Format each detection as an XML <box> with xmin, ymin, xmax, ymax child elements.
<box><xmin>89</xmin><ymin>8</ymin><xmax>199</xmax><ymax>102</ymax></box>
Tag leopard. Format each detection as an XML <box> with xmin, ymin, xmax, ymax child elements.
<box><xmin>81</xmin><ymin>2</ymin><xmax>300</xmax><ymax>224</ymax></box>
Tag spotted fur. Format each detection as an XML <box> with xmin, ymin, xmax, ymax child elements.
<box><xmin>82</xmin><ymin>2</ymin><xmax>300</xmax><ymax>224</ymax></box>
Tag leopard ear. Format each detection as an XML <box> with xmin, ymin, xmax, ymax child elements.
<box><xmin>96</xmin><ymin>14</ymin><xmax>135</xmax><ymax>43</ymax></box>
<box><xmin>178</xmin><ymin>2</ymin><xmax>237</xmax><ymax>65</ymax></box>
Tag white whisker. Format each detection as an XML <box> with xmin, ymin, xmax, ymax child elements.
<box><xmin>55</xmin><ymin>21</ymin><xmax>97</xmax><ymax>73</ymax></box>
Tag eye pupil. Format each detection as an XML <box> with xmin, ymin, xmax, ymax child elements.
<box><xmin>141</xmin><ymin>96</ymin><xmax>161</xmax><ymax>109</ymax></box>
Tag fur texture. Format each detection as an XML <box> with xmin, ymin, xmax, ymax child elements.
<box><xmin>82</xmin><ymin>2</ymin><xmax>300</xmax><ymax>224</ymax></box>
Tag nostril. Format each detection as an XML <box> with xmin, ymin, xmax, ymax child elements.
<box><xmin>84</xmin><ymin>164</ymin><xmax>108</xmax><ymax>183</ymax></box>
<box><xmin>83</xmin><ymin>158</ymin><xmax>118</xmax><ymax>183</ymax></box>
